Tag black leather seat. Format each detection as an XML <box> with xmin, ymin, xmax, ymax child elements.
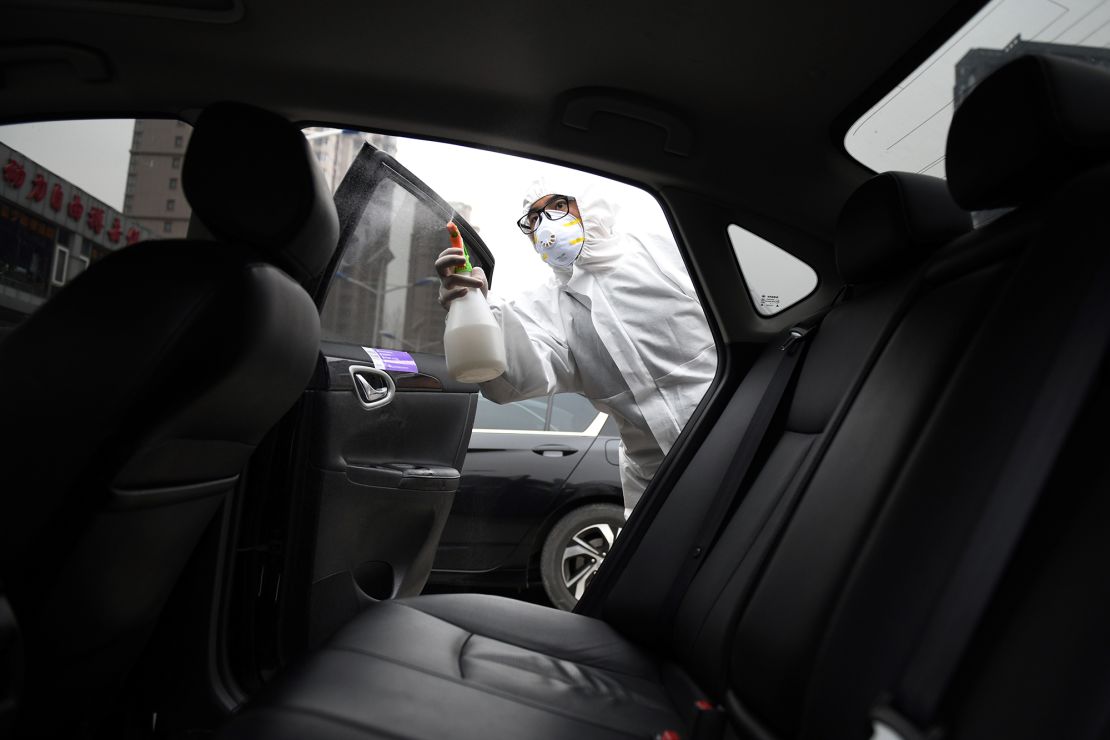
<box><xmin>225</xmin><ymin>594</ymin><xmax>699</xmax><ymax>739</ymax></box>
<box><xmin>0</xmin><ymin>102</ymin><xmax>335</xmax><ymax>736</ymax></box>
<box><xmin>789</xmin><ymin>54</ymin><xmax>1110</xmax><ymax>740</ymax></box>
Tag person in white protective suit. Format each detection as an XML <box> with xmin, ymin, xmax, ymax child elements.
<box><xmin>435</xmin><ymin>179</ymin><xmax>717</xmax><ymax>516</ymax></box>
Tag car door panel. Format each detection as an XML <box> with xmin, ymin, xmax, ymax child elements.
<box><xmin>301</xmin><ymin>145</ymin><xmax>492</xmax><ymax>646</ymax></box>
<box><xmin>314</xmin><ymin>350</ymin><xmax>475</xmax><ymax>469</ymax></box>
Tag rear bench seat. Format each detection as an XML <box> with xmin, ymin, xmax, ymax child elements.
<box><xmin>218</xmin><ymin>54</ymin><xmax>1110</xmax><ymax>740</ymax></box>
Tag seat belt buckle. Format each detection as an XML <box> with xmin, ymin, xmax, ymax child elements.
<box><xmin>689</xmin><ymin>699</ymin><xmax>726</xmax><ymax>740</ymax></box>
<box><xmin>779</xmin><ymin>325</ymin><xmax>810</xmax><ymax>353</ymax></box>
<box><xmin>869</xmin><ymin>703</ymin><xmax>939</xmax><ymax>740</ymax></box>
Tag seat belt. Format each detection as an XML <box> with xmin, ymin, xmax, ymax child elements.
<box><xmin>869</xmin><ymin>253</ymin><xmax>1110</xmax><ymax>740</ymax></box>
<box><xmin>659</xmin><ymin>308</ymin><xmax>831</xmax><ymax>628</ymax></box>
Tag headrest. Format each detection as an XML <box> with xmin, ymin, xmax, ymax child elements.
<box><xmin>183</xmin><ymin>102</ymin><xmax>339</xmax><ymax>284</ymax></box>
<box><xmin>947</xmin><ymin>54</ymin><xmax>1110</xmax><ymax>211</ymax></box>
<box><xmin>835</xmin><ymin>172</ymin><xmax>971</xmax><ymax>285</ymax></box>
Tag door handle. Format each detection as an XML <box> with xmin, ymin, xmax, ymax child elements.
<box><xmin>532</xmin><ymin>444</ymin><xmax>578</xmax><ymax>458</ymax></box>
<box><xmin>349</xmin><ymin>365</ymin><xmax>396</xmax><ymax>410</ymax></box>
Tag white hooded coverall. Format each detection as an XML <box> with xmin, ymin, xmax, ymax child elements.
<box><xmin>479</xmin><ymin>182</ymin><xmax>717</xmax><ymax>512</ymax></box>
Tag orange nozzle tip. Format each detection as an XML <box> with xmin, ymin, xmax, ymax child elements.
<box><xmin>446</xmin><ymin>222</ymin><xmax>464</xmax><ymax>250</ymax></box>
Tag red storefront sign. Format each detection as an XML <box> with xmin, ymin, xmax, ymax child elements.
<box><xmin>26</xmin><ymin>173</ymin><xmax>47</xmax><ymax>202</ymax></box>
<box><xmin>2</xmin><ymin>145</ymin><xmax>149</xmax><ymax>248</ymax></box>
<box><xmin>2</xmin><ymin>159</ymin><xmax>26</xmax><ymax>189</ymax></box>
<box><xmin>87</xmin><ymin>206</ymin><xmax>105</xmax><ymax>234</ymax></box>
<box><xmin>67</xmin><ymin>193</ymin><xmax>84</xmax><ymax>221</ymax></box>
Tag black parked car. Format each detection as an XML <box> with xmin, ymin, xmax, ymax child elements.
<box><xmin>429</xmin><ymin>393</ymin><xmax>626</xmax><ymax>610</ymax></box>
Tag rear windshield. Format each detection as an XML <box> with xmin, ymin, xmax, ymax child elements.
<box><xmin>845</xmin><ymin>0</ymin><xmax>1110</xmax><ymax>177</ymax></box>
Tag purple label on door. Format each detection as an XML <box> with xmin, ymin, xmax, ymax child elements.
<box><xmin>363</xmin><ymin>347</ymin><xmax>418</xmax><ymax>373</ymax></box>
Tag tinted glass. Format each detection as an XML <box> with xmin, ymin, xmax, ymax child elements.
<box><xmin>319</xmin><ymin>169</ymin><xmax>447</xmax><ymax>354</ymax></box>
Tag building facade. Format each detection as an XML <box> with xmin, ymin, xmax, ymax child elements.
<box><xmin>0</xmin><ymin>141</ymin><xmax>152</xmax><ymax>326</ymax></box>
<box><xmin>123</xmin><ymin>119</ymin><xmax>192</xmax><ymax>238</ymax></box>
<box><xmin>304</xmin><ymin>128</ymin><xmax>398</xmax><ymax>193</ymax></box>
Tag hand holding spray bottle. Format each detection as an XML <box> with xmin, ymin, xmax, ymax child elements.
<box><xmin>442</xmin><ymin>221</ymin><xmax>507</xmax><ymax>383</ymax></box>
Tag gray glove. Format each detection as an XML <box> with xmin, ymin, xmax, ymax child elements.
<box><xmin>435</xmin><ymin>246</ymin><xmax>488</xmax><ymax>310</ymax></box>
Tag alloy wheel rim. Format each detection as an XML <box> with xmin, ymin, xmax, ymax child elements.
<box><xmin>560</xmin><ymin>521</ymin><xmax>620</xmax><ymax>601</ymax></box>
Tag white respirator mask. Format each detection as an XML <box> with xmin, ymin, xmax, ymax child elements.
<box><xmin>532</xmin><ymin>217</ymin><xmax>585</xmax><ymax>268</ymax></box>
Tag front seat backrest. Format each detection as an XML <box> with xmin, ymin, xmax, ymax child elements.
<box><xmin>0</xmin><ymin>101</ymin><xmax>335</xmax><ymax>737</ymax></box>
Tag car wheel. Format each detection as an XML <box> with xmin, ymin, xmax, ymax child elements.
<box><xmin>540</xmin><ymin>503</ymin><xmax>624</xmax><ymax>611</ymax></box>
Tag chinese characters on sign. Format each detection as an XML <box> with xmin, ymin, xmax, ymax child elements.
<box><xmin>0</xmin><ymin>143</ymin><xmax>150</xmax><ymax>251</ymax></box>
<box><xmin>87</xmin><ymin>207</ymin><xmax>105</xmax><ymax>234</ymax></box>
<box><xmin>67</xmin><ymin>194</ymin><xmax>84</xmax><ymax>221</ymax></box>
<box><xmin>3</xmin><ymin>159</ymin><xmax>26</xmax><ymax>189</ymax></box>
<box><xmin>27</xmin><ymin>174</ymin><xmax>46</xmax><ymax>202</ymax></box>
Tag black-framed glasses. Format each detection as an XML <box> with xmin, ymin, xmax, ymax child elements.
<box><xmin>516</xmin><ymin>195</ymin><xmax>575</xmax><ymax>235</ymax></box>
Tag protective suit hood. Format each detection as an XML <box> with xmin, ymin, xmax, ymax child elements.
<box><xmin>523</xmin><ymin>178</ymin><xmax>621</xmax><ymax>274</ymax></box>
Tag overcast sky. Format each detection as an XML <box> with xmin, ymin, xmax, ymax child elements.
<box><xmin>0</xmin><ymin>119</ymin><xmax>132</xmax><ymax>209</ymax></box>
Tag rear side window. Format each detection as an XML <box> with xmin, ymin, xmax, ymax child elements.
<box><xmin>727</xmin><ymin>224</ymin><xmax>818</xmax><ymax>316</ymax></box>
<box><xmin>317</xmin><ymin>165</ymin><xmax>446</xmax><ymax>354</ymax></box>
<box><xmin>310</xmin><ymin>129</ymin><xmax>462</xmax><ymax>356</ymax></box>
<box><xmin>548</xmin><ymin>393</ymin><xmax>600</xmax><ymax>433</ymax></box>
<box><xmin>473</xmin><ymin>393</ymin><xmax>603</xmax><ymax>433</ymax></box>
<box><xmin>474</xmin><ymin>395</ymin><xmax>548</xmax><ymax>431</ymax></box>
<box><xmin>0</xmin><ymin>118</ymin><xmax>192</xmax><ymax>330</ymax></box>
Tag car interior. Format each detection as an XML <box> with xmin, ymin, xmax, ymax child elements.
<box><xmin>1</xmin><ymin>1</ymin><xmax>1109</xmax><ymax>739</ymax></box>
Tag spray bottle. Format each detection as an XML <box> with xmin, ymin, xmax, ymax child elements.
<box><xmin>443</xmin><ymin>221</ymin><xmax>507</xmax><ymax>383</ymax></box>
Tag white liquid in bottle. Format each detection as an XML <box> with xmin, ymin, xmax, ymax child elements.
<box><xmin>443</xmin><ymin>221</ymin><xmax>507</xmax><ymax>383</ymax></box>
<box><xmin>444</xmin><ymin>288</ymin><xmax>507</xmax><ymax>383</ymax></box>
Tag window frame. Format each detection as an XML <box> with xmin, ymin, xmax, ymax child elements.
<box><xmin>51</xmin><ymin>245</ymin><xmax>69</xmax><ymax>286</ymax></box>
<box><xmin>67</xmin><ymin>253</ymin><xmax>90</xmax><ymax>281</ymax></box>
